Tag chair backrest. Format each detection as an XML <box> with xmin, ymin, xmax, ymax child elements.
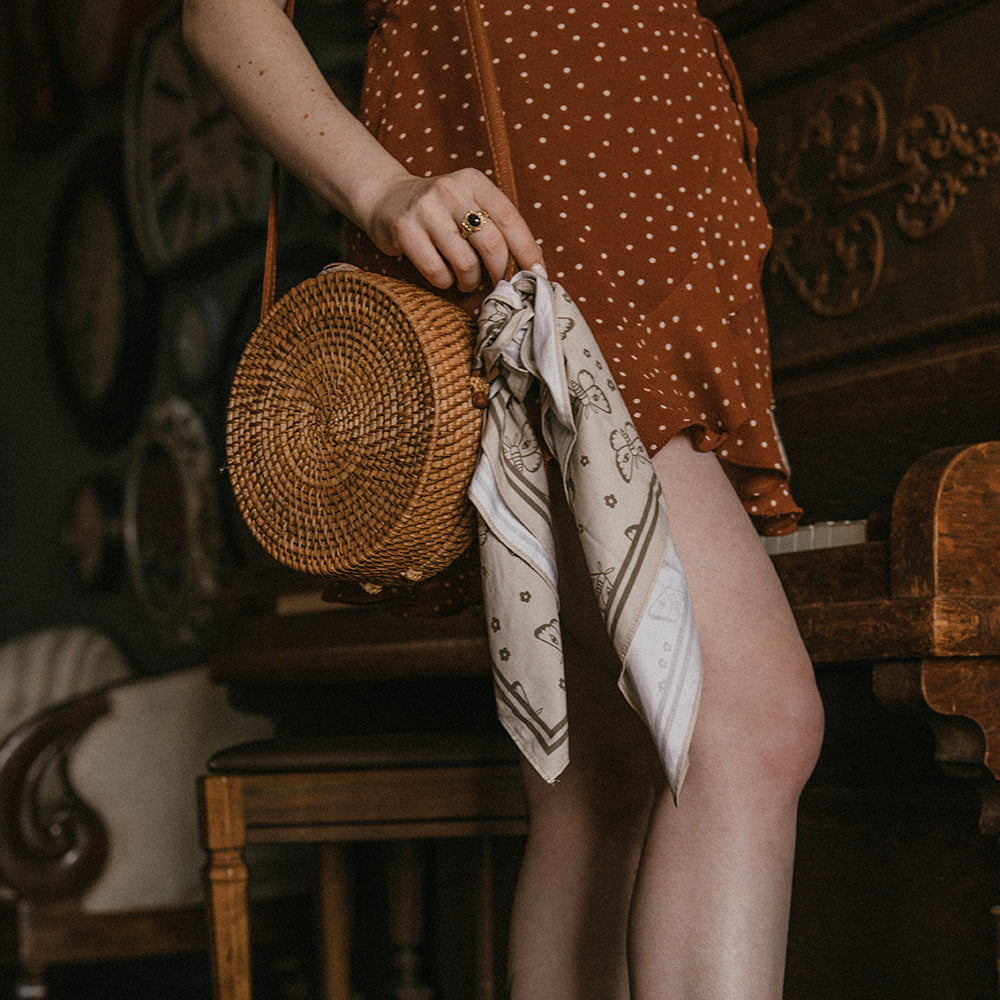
<box><xmin>68</xmin><ymin>665</ymin><xmax>284</xmax><ymax>912</ymax></box>
<box><xmin>0</xmin><ymin>626</ymin><xmax>132</xmax><ymax>737</ymax></box>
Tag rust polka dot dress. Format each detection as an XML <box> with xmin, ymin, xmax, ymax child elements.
<box><xmin>350</xmin><ymin>0</ymin><xmax>801</xmax><ymax>534</ymax></box>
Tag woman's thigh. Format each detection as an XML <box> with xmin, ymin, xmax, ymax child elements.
<box><xmin>650</xmin><ymin>434</ymin><xmax>822</xmax><ymax>787</ymax></box>
<box><xmin>516</xmin><ymin>460</ymin><xmax>660</xmax><ymax>812</ymax></box>
<box><xmin>518</xmin><ymin>433</ymin><xmax>820</xmax><ymax>805</ymax></box>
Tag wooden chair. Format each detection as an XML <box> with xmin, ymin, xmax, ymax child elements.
<box><xmin>0</xmin><ymin>626</ymin><xmax>311</xmax><ymax>999</ymax></box>
<box><xmin>198</xmin><ymin>730</ymin><xmax>527</xmax><ymax>1000</ymax></box>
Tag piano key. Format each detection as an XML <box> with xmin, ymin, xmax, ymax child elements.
<box><xmin>761</xmin><ymin>520</ymin><xmax>868</xmax><ymax>556</ymax></box>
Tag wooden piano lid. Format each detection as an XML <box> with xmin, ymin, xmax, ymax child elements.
<box><xmin>770</xmin><ymin>441</ymin><xmax>1000</xmax><ymax>664</ymax></box>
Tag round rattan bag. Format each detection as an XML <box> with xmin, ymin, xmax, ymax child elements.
<box><xmin>226</xmin><ymin>266</ymin><xmax>482</xmax><ymax>587</ymax></box>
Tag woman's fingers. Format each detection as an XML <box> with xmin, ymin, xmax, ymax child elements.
<box><xmin>398</xmin><ymin>211</ymin><xmax>484</xmax><ymax>291</ymax></box>
<box><xmin>373</xmin><ymin>168</ymin><xmax>545</xmax><ymax>291</ymax></box>
<box><xmin>469</xmin><ymin>186</ymin><xmax>545</xmax><ymax>283</ymax></box>
<box><xmin>462</xmin><ymin>219</ymin><xmax>509</xmax><ymax>287</ymax></box>
<box><xmin>397</xmin><ymin>217</ymin><xmax>471</xmax><ymax>289</ymax></box>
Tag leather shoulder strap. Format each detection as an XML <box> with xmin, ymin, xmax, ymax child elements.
<box><xmin>459</xmin><ymin>0</ymin><xmax>517</xmax><ymax>208</ymax></box>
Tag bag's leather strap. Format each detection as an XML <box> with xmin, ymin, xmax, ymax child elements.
<box><xmin>261</xmin><ymin>0</ymin><xmax>514</xmax><ymax>320</ymax></box>
<box><xmin>460</xmin><ymin>0</ymin><xmax>518</xmax><ymax>219</ymax></box>
<box><xmin>261</xmin><ymin>0</ymin><xmax>295</xmax><ymax>319</ymax></box>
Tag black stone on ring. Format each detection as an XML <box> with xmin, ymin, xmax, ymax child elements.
<box><xmin>459</xmin><ymin>209</ymin><xmax>490</xmax><ymax>238</ymax></box>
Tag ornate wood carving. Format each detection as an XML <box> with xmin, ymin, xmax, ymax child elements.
<box><xmin>874</xmin><ymin>657</ymin><xmax>1000</xmax><ymax>838</ymax></box>
<box><xmin>768</xmin><ymin>78</ymin><xmax>1000</xmax><ymax>317</ymax></box>
<box><xmin>0</xmin><ymin>691</ymin><xmax>111</xmax><ymax>902</ymax></box>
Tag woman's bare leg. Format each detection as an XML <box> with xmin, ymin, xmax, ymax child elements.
<box><xmin>506</xmin><ymin>682</ymin><xmax>657</xmax><ymax>1000</ymax></box>
<box><xmin>505</xmin><ymin>434</ymin><xmax>823</xmax><ymax>1000</ymax></box>
<box><xmin>627</xmin><ymin>434</ymin><xmax>824</xmax><ymax>999</ymax></box>
<box><xmin>506</xmin><ymin>462</ymin><xmax>660</xmax><ymax>1000</ymax></box>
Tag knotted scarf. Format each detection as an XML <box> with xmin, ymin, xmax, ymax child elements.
<box><xmin>469</xmin><ymin>272</ymin><xmax>702</xmax><ymax>800</ymax></box>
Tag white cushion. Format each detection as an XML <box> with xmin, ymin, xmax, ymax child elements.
<box><xmin>68</xmin><ymin>665</ymin><xmax>290</xmax><ymax>912</ymax></box>
<box><xmin>0</xmin><ymin>626</ymin><xmax>131</xmax><ymax>735</ymax></box>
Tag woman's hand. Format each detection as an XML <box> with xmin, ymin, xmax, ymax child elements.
<box><xmin>183</xmin><ymin>0</ymin><xmax>543</xmax><ymax>292</ymax></box>
<box><xmin>359</xmin><ymin>167</ymin><xmax>546</xmax><ymax>292</ymax></box>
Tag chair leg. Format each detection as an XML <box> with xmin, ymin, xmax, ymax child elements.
<box><xmin>317</xmin><ymin>843</ymin><xmax>353</xmax><ymax>1000</ymax></box>
<box><xmin>474</xmin><ymin>836</ymin><xmax>497</xmax><ymax>1000</ymax></box>
<box><xmin>14</xmin><ymin>964</ymin><xmax>46</xmax><ymax>1000</ymax></box>
<box><xmin>199</xmin><ymin>774</ymin><xmax>253</xmax><ymax>1000</ymax></box>
<box><xmin>992</xmin><ymin>904</ymin><xmax>1000</xmax><ymax>1000</ymax></box>
<box><xmin>387</xmin><ymin>840</ymin><xmax>434</xmax><ymax>1000</ymax></box>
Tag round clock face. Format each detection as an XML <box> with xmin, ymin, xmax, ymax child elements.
<box><xmin>48</xmin><ymin>136</ymin><xmax>156</xmax><ymax>450</ymax></box>
<box><xmin>59</xmin><ymin>188</ymin><xmax>127</xmax><ymax>405</ymax></box>
<box><xmin>124</xmin><ymin>4</ymin><xmax>272</xmax><ymax>273</ymax></box>
<box><xmin>124</xmin><ymin>396</ymin><xmax>223</xmax><ymax>652</ymax></box>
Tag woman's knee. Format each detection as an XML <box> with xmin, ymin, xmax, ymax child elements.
<box><xmin>757</xmin><ymin>662</ymin><xmax>824</xmax><ymax>795</ymax></box>
<box><xmin>699</xmin><ymin>649</ymin><xmax>824</xmax><ymax>802</ymax></box>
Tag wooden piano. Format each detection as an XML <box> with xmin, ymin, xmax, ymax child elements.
<box><xmin>761</xmin><ymin>445</ymin><xmax>1000</xmax><ymax>999</ymax></box>
<box><xmin>211</xmin><ymin>1</ymin><xmax>1000</xmax><ymax>998</ymax></box>
<box><xmin>718</xmin><ymin>0</ymin><xmax>1000</xmax><ymax>995</ymax></box>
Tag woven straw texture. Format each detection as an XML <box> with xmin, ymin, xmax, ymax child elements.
<box><xmin>227</xmin><ymin>268</ymin><xmax>481</xmax><ymax>585</ymax></box>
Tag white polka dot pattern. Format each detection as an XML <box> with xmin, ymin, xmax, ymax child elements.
<box><xmin>353</xmin><ymin>0</ymin><xmax>799</xmax><ymax>531</ymax></box>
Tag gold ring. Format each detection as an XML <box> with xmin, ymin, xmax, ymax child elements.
<box><xmin>458</xmin><ymin>209</ymin><xmax>490</xmax><ymax>239</ymax></box>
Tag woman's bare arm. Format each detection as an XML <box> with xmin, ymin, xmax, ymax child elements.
<box><xmin>182</xmin><ymin>0</ymin><xmax>544</xmax><ymax>290</ymax></box>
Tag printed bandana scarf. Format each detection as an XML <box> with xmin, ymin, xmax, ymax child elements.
<box><xmin>469</xmin><ymin>272</ymin><xmax>702</xmax><ymax>799</ymax></box>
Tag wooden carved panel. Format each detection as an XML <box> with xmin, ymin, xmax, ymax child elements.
<box><xmin>743</xmin><ymin>0</ymin><xmax>1000</xmax><ymax>371</ymax></box>
<box><xmin>767</xmin><ymin>79</ymin><xmax>999</xmax><ymax>319</ymax></box>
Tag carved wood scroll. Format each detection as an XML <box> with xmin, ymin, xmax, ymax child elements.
<box><xmin>0</xmin><ymin>691</ymin><xmax>111</xmax><ymax>902</ymax></box>
<box><xmin>767</xmin><ymin>78</ymin><xmax>1000</xmax><ymax>317</ymax></box>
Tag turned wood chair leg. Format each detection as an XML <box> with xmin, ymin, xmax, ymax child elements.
<box><xmin>992</xmin><ymin>904</ymin><xmax>1000</xmax><ymax>1000</ymax></box>
<box><xmin>14</xmin><ymin>964</ymin><xmax>47</xmax><ymax>1000</ymax></box>
<box><xmin>474</xmin><ymin>836</ymin><xmax>497</xmax><ymax>1000</ymax></box>
<box><xmin>317</xmin><ymin>843</ymin><xmax>353</xmax><ymax>1000</ymax></box>
<box><xmin>387</xmin><ymin>840</ymin><xmax>434</xmax><ymax>1000</ymax></box>
<box><xmin>199</xmin><ymin>775</ymin><xmax>253</xmax><ymax>1000</ymax></box>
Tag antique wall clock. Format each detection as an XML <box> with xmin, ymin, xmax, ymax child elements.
<box><xmin>46</xmin><ymin>135</ymin><xmax>156</xmax><ymax>451</ymax></box>
<box><xmin>123</xmin><ymin>3</ymin><xmax>272</xmax><ymax>274</ymax></box>
<box><xmin>124</xmin><ymin>396</ymin><xmax>223</xmax><ymax>653</ymax></box>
